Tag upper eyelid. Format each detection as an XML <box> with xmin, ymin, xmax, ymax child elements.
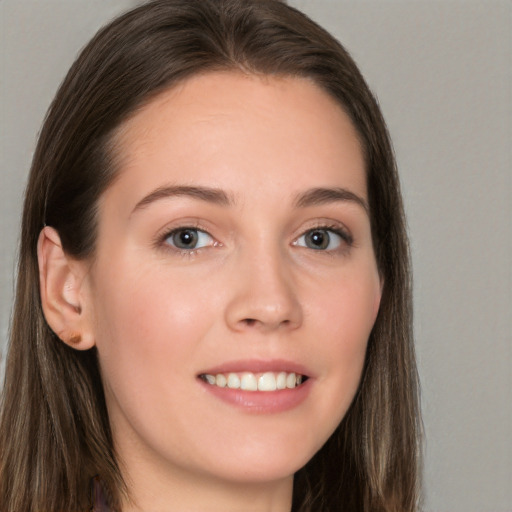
<box><xmin>162</xmin><ymin>226</ymin><xmax>215</xmax><ymax>242</ymax></box>
<box><xmin>296</xmin><ymin>222</ymin><xmax>352</xmax><ymax>241</ymax></box>
<box><xmin>157</xmin><ymin>222</ymin><xmax>210</xmax><ymax>239</ymax></box>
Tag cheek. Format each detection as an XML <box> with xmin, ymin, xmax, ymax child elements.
<box><xmin>90</xmin><ymin>263</ymin><xmax>217</xmax><ymax>398</ymax></box>
<box><xmin>315</xmin><ymin>262</ymin><xmax>381</xmax><ymax>349</ymax></box>
<box><xmin>94</xmin><ymin>258</ymin><xmax>212</xmax><ymax>335</ymax></box>
<box><xmin>307</xmin><ymin>263</ymin><xmax>380</xmax><ymax>423</ymax></box>
<box><xmin>89</xmin><ymin>263</ymin><xmax>224</xmax><ymax>457</ymax></box>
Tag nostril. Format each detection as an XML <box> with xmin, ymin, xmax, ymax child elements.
<box><xmin>241</xmin><ymin>317</ymin><xmax>291</xmax><ymax>329</ymax></box>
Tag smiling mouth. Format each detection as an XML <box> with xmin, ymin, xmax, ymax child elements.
<box><xmin>199</xmin><ymin>371</ymin><xmax>308</xmax><ymax>391</ymax></box>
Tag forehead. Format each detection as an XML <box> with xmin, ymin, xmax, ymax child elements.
<box><xmin>106</xmin><ymin>71</ymin><xmax>366</xmax><ymax>209</ymax></box>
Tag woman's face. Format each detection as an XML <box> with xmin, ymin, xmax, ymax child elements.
<box><xmin>82</xmin><ymin>72</ymin><xmax>381</xmax><ymax>490</ymax></box>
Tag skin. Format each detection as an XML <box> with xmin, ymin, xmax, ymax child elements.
<box><xmin>39</xmin><ymin>72</ymin><xmax>382</xmax><ymax>511</ymax></box>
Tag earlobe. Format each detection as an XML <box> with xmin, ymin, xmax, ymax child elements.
<box><xmin>37</xmin><ymin>226</ymin><xmax>95</xmax><ymax>350</ymax></box>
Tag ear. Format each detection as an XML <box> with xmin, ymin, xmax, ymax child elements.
<box><xmin>37</xmin><ymin>226</ymin><xmax>95</xmax><ymax>350</ymax></box>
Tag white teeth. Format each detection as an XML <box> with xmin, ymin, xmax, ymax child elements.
<box><xmin>258</xmin><ymin>372</ymin><xmax>277</xmax><ymax>391</ymax></box>
<box><xmin>204</xmin><ymin>374</ymin><xmax>216</xmax><ymax>385</ymax></box>
<box><xmin>202</xmin><ymin>371</ymin><xmax>305</xmax><ymax>391</ymax></box>
<box><xmin>276</xmin><ymin>372</ymin><xmax>287</xmax><ymax>390</ymax></box>
<box><xmin>286</xmin><ymin>372</ymin><xmax>297</xmax><ymax>389</ymax></box>
<box><xmin>215</xmin><ymin>374</ymin><xmax>227</xmax><ymax>387</ymax></box>
<box><xmin>240</xmin><ymin>373</ymin><xmax>258</xmax><ymax>391</ymax></box>
<box><xmin>227</xmin><ymin>373</ymin><xmax>241</xmax><ymax>389</ymax></box>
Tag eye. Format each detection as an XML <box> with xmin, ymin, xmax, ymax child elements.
<box><xmin>294</xmin><ymin>227</ymin><xmax>349</xmax><ymax>251</ymax></box>
<box><xmin>165</xmin><ymin>228</ymin><xmax>214</xmax><ymax>250</ymax></box>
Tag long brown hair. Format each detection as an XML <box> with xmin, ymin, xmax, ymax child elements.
<box><xmin>0</xmin><ymin>1</ymin><xmax>421</xmax><ymax>510</ymax></box>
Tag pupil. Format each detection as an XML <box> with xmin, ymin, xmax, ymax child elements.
<box><xmin>175</xmin><ymin>229</ymin><xmax>197</xmax><ymax>248</ymax></box>
<box><xmin>308</xmin><ymin>230</ymin><xmax>329</xmax><ymax>249</ymax></box>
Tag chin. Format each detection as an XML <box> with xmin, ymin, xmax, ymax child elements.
<box><xmin>193</xmin><ymin>434</ymin><xmax>322</xmax><ymax>485</ymax></box>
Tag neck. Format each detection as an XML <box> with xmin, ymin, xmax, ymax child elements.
<box><xmin>119</xmin><ymin>459</ymin><xmax>294</xmax><ymax>512</ymax></box>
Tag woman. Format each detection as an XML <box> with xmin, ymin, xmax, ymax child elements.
<box><xmin>0</xmin><ymin>0</ymin><xmax>421</xmax><ymax>511</ymax></box>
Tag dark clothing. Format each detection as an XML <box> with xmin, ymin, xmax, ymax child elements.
<box><xmin>91</xmin><ymin>477</ymin><xmax>110</xmax><ymax>512</ymax></box>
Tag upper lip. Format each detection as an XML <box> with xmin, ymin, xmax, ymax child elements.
<box><xmin>198</xmin><ymin>359</ymin><xmax>312</xmax><ymax>378</ymax></box>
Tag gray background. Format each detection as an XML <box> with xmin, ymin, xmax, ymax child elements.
<box><xmin>1</xmin><ymin>1</ymin><xmax>510</xmax><ymax>511</ymax></box>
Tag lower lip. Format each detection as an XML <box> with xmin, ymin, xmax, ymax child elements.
<box><xmin>198</xmin><ymin>378</ymin><xmax>313</xmax><ymax>413</ymax></box>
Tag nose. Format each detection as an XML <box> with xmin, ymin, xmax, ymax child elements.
<box><xmin>224</xmin><ymin>248</ymin><xmax>303</xmax><ymax>333</ymax></box>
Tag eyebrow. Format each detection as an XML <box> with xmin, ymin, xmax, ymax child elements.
<box><xmin>293</xmin><ymin>187</ymin><xmax>368</xmax><ymax>213</ymax></box>
<box><xmin>132</xmin><ymin>185</ymin><xmax>234</xmax><ymax>214</ymax></box>
<box><xmin>131</xmin><ymin>184</ymin><xmax>368</xmax><ymax>215</ymax></box>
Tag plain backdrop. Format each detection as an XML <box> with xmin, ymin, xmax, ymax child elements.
<box><xmin>1</xmin><ymin>1</ymin><xmax>510</xmax><ymax>511</ymax></box>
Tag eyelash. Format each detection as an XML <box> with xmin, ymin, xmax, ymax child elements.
<box><xmin>158</xmin><ymin>223</ymin><xmax>353</xmax><ymax>256</ymax></box>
